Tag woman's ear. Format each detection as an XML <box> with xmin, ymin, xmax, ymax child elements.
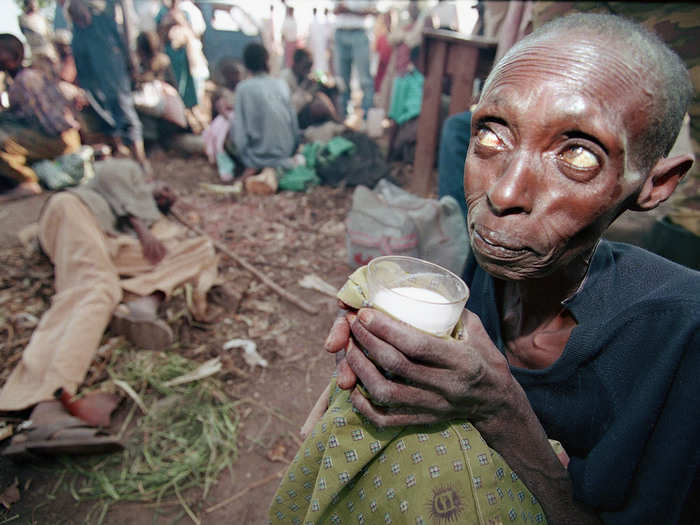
<box><xmin>631</xmin><ymin>154</ymin><xmax>694</xmax><ymax>211</ymax></box>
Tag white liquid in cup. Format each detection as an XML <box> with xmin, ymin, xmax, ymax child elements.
<box><xmin>372</xmin><ymin>286</ymin><xmax>460</xmax><ymax>337</ymax></box>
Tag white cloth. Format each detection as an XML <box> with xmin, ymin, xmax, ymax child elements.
<box><xmin>281</xmin><ymin>16</ymin><xmax>297</xmax><ymax>42</ymax></box>
<box><xmin>178</xmin><ymin>0</ymin><xmax>206</xmax><ymax>37</ymax></box>
<box><xmin>308</xmin><ymin>15</ymin><xmax>329</xmax><ymax>73</ymax></box>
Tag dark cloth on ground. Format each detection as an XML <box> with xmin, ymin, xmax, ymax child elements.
<box><xmin>463</xmin><ymin>240</ymin><xmax>700</xmax><ymax>524</ymax></box>
<box><xmin>315</xmin><ymin>130</ymin><xmax>389</xmax><ymax>188</ymax></box>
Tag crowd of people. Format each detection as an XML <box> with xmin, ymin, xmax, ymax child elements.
<box><xmin>0</xmin><ymin>0</ymin><xmax>469</xmax><ymax>202</ymax></box>
<box><xmin>1</xmin><ymin>1</ymin><xmax>699</xmax><ymax>524</ymax></box>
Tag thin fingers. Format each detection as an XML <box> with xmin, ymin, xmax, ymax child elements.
<box><xmin>324</xmin><ymin>314</ymin><xmax>351</xmax><ymax>353</ymax></box>
<box><xmin>345</xmin><ymin>340</ymin><xmax>451</xmax><ymax>413</ymax></box>
<box><xmin>336</xmin><ymin>356</ymin><xmax>356</xmax><ymax>390</ymax></box>
<box><xmin>352</xmin><ymin>308</ymin><xmax>458</xmax><ymax>367</ymax></box>
<box><xmin>349</xmin><ymin>320</ymin><xmax>447</xmax><ymax>389</ymax></box>
<box><xmin>350</xmin><ymin>389</ymin><xmax>443</xmax><ymax>428</ymax></box>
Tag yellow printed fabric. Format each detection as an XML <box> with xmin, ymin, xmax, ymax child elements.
<box><xmin>268</xmin><ymin>267</ymin><xmax>546</xmax><ymax>525</ymax></box>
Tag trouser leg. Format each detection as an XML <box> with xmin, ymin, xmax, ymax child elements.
<box><xmin>351</xmin><ymin>30</ymin><xmax>374</xmax><ymax>116</ymax></box>
<box><xmin>0</xmin><ymin>193</ymin><xmax>122</xmax><ymax>411</ymax></box>
<box><xmin>335</xmin><ymin>31</ymin><xmax>354</xmax><ymax>118</ymax></box>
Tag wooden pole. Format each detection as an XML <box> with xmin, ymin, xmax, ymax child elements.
<box><xmin>170</xmin><ymin>209</ymin><xmax>319</xmax><ymax>315</ymax></box>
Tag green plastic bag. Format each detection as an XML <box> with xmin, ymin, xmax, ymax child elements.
<box><xmin>278</xmin><ymin>165</ymin><xmax>320</xmax><ymax>192</ymax></box>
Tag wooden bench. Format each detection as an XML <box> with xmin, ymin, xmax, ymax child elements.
<box><xmin>412</xmin><ymin>29</ymin><xmax>497</xmax><ymax>197</ymax></box>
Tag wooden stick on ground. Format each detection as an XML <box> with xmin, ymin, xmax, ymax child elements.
<box><xmin>205</xmin><ymin>470</ymin><xmax>284</xmax><ymax>513</ymax></box>
<box><xmin>170</xmin><ymin>208</ymin><xmax>319</xmax><ymax>315</ymax></box>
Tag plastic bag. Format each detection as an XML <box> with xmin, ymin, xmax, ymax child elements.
<box><xmin>346</xmin><ymin>179</ymin><xmax>469</xmax><ymax>275</ymax></box>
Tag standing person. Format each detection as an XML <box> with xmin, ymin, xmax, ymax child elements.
<box><xmin>18</xmin><ymin>0</ymin><xmax>57</xmax><ymax>73</ymax></box>
<box><xmin>333</xmin><ymin>0</ymin><xmax>378</xmax><ymax>120</ymax></box>
<box><xmin>261</xmin><ymin>4</ymin><xmax>281</xmax><ymax>74</ymax></box>
<box><xmin>323</xmin><ymin>7</ymin><xmax>335</xmax><ymax>77</ymax></box>
<box><xmin>281</xmin><ymin>5</ymin><xmax>298</xmax><ymax>70</ymax></box>
<box><xmin>228</xmin><ymin>43</ymin><xmax>299</xmax><ymax>176</ymax></box>
<box><xmin>0</xmin><ymin>33</ymin><xmax>81</xmax><ymax>202</ymax></box>
<box><xmin>308</xmin><ymin>7</ymin><xmax>329</xmax><ymax>76</ymax></box>
<box><xmin>69</xmin><ymin>0</ymin><xmax>150</xmax><ymax>174</ymax></box>
<box><xmin>156</xmin><ymin>0</ymin><xmax>209</xmax><ymax>114</ymax></box>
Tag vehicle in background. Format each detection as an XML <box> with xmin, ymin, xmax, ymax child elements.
<box><xmin>195</xmin><ymin>0</ymin><xmax>261</xmax><ymax>84</ymax></box>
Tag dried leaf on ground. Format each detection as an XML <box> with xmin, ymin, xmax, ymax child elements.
<box><xmin>0</xmin><ymin>479</ymin><xmax>20</xmax><ymax>509</ymax></box>
<box><xmin>298</xmin><ymin>274</ymin><xmax>338</xmax><ymax>298</ymax></box>
<box><xmin>266</xmin><ymin>438</ymin><xmax>288</xmax><ymax>463</ymax></box>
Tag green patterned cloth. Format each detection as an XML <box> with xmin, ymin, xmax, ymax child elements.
<box><xmin>269</xmin><ymin>267</ymin><xmax>547</xmax><ymax>525</ymax></box>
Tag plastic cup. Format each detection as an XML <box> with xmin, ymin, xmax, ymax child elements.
<box><xmin>366</xmin><ymin>255</ymin><xmax>469</xmax><ymax>337</ymax></box>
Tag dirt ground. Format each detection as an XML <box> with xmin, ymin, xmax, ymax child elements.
<box><xmin>0</xmin><ymin>148</ymin><xmax>369</xmax><ymax>524</ymax></box>
<box><xmin>0</xmin><ymin>135</ymin><xmax>664</xmax><ymax>525</ymax></box>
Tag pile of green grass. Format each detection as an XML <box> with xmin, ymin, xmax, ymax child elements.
<box><xmin>57</xmin><ymin>349</ymin><xmax>240</xmax><ymax>523</ymax></box>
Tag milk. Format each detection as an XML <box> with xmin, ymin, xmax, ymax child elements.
<box><xmin>372</xmin><ymin>286</ymin><xmax>459</xmax><ymax>337</ymax></box>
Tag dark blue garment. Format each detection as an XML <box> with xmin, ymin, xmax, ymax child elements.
<box><xmin>463</xmin><ymin>241</ymin><xmax>700</xmax><ymax>524</ymax></box>
<box><xmin>71</xmin><ymin>0</ymin><xmax>142</xmax><ymax>144</ymax></box>
<box><xmin>437</xmin><ymin>110</ymin><xmax>470</xmax><ymax>221</ymax></box>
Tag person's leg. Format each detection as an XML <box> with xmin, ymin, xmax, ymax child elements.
<box><xmin>114</xmin><ymin>218</ymin><xmax>219</xmax><ymax>322</ymax></box>
<box><xmin>0</xmin><ymin>125</ymin><xmax>81</xmax><ymax>201</ymax></box>
<box><xmin>0</xmin><ymin>193</ymin><xmax>123</xmax><ymax>412</ymax></box>
<box><xmin>334</xmin><ymin>30</ymin><xmax>354</xmax><ymax>119</ymax></box>
<box><xmin>351</xmin><ymin>30</ymin><xmax>374</xmax><ymax>118</ymax></box>
<box><xmin>438</xmin><ymin>111</ymin><xmax>472</xmax><ymax>220</ymax></box>
<box><xmin>110</xmin><ymin>91</ymin><xmax>151</xmax><ymax>177</ymax></box>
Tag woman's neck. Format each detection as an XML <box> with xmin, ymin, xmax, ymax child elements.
<box><xmin>495</xmin><ymin>252</ymin><xmax>592</xmax><ymax>368</ymax></box>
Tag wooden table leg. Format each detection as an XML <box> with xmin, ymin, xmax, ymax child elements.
<box><xmin>413</xmin><ymin>40</ymin><xmax>447</xmax><ymax>197</ymax></box>
<box><xmin>446</xmin><ymin>45</ymin><xmax>479</xmax><ymax>116</ymax></box>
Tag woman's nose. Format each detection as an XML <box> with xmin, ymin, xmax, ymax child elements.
<box><xmin>486</xmin><ymin>153</ymin><xmax>535</xmax><ymax>216</ymax></box>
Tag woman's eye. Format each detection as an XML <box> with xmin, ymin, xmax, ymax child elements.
<box><xmin>561</xmin><ymin>146</ymin><xmax>599</xmax><ymax>169</ymax></box>
<box><xmin>476</xmin><ymin>128</ymin><xmax>502</xmax><ymax>148</ymax></box>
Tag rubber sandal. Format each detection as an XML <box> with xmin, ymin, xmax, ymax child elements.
<box><xmin>2</xmin><ymin>415</ymin><xmax>123</xmax><ymax>460</ymax></box>
<box><xmin>110</xmin><ymin>305</ymin><xmax>173</xmax><ymax>350</ymax></box>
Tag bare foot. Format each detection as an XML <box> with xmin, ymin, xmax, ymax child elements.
<box><xmin>0</xmin><ymin>181</ymin><xmax>42</xmax><ymax>203</ymax></box>
<box><xmin>241</xmin><ymin>167</ymin><xmax>259</xmax><ymax>180</ymax></box>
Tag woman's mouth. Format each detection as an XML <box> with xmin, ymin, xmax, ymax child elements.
<box><xmin>471</xmin><ymin>228</ymin><xmax>532</xmax><ymax>258</ymax></box>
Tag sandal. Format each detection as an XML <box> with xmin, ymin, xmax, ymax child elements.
<box><xmin>110</xmin><ymin>304</ymin><xmax>173</xmax><ymax>350</ymax></box>
<box><xmin>2</xmin><ymin>401</ymin><xmax>123</xmax><ymax>460</ymax></box>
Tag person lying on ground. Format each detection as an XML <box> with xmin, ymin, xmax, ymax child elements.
<box><xmin>271</xmin><ymin>13</ymin><xmax>699</xmax><ymax>525</ymax></box>
<box><xmin>0</xmin><ymin>158</ymin><xmax>226</xmax><ymax>458</ymax></box>
<box><xmin>0</xmin><ymin>33</ymin><xmax>81</xmax><ymax>203</ymax></box>
<box><xmin>279</xmin><ymin>48</ymin><xmax>339</xmax><ymax>130</ymax></box>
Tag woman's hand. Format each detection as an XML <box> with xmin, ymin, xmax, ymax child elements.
<box><xmin>343</xmin><ymin>307</ymin><xmax>520</xmax><ymax>429</ymax></box>
<box><xmin>324</xmin><ymin>301</ymin><xmax>359</xmax><ymax>390</ymax></box>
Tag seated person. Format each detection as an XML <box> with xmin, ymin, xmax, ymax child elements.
<box><xmin>0</xmin><ymin>158</ymin><xmax>222</xmax><ymax>457</ymax></box>
<box><xmin>0</xmin><ymin>33</ymin><xmax>81</xmax><ymax>202</ymax></box>
<box><xmin>227</xmin><ymin>43</ymin><xmax>299</xmax><ymax>177</ymax></box>
<box><xmin>279</xmin><ymin>48</ymin><xmax>339</xmax><ymax>129</ymax></box>
<box><xmin>437</xmin><ymin>110</ymin><xmax>471</xmax><ymax>220</ymax></box>
<box><xmin>53</xmin><ymin>29</ymin><xmax>77</xmax><ymax>84</ymax></box>
<box><xmin>133</xmin><ymin>30</ymin><xmax>188</xmax><ymax>144</ymax></box>
<box><xmin>136</xmin><ymin>30</ymin><xmax>176</xmax><ymax>87</ymax></box>
<box><xmin>270</xmin><ymin>14</ymin><xmax>699</xmax><ymax>524</ymax></box>
<box><xmin>386</xmin><ymin>46</ymin><xmax>424</xmax><ymax>163</ymax></box>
